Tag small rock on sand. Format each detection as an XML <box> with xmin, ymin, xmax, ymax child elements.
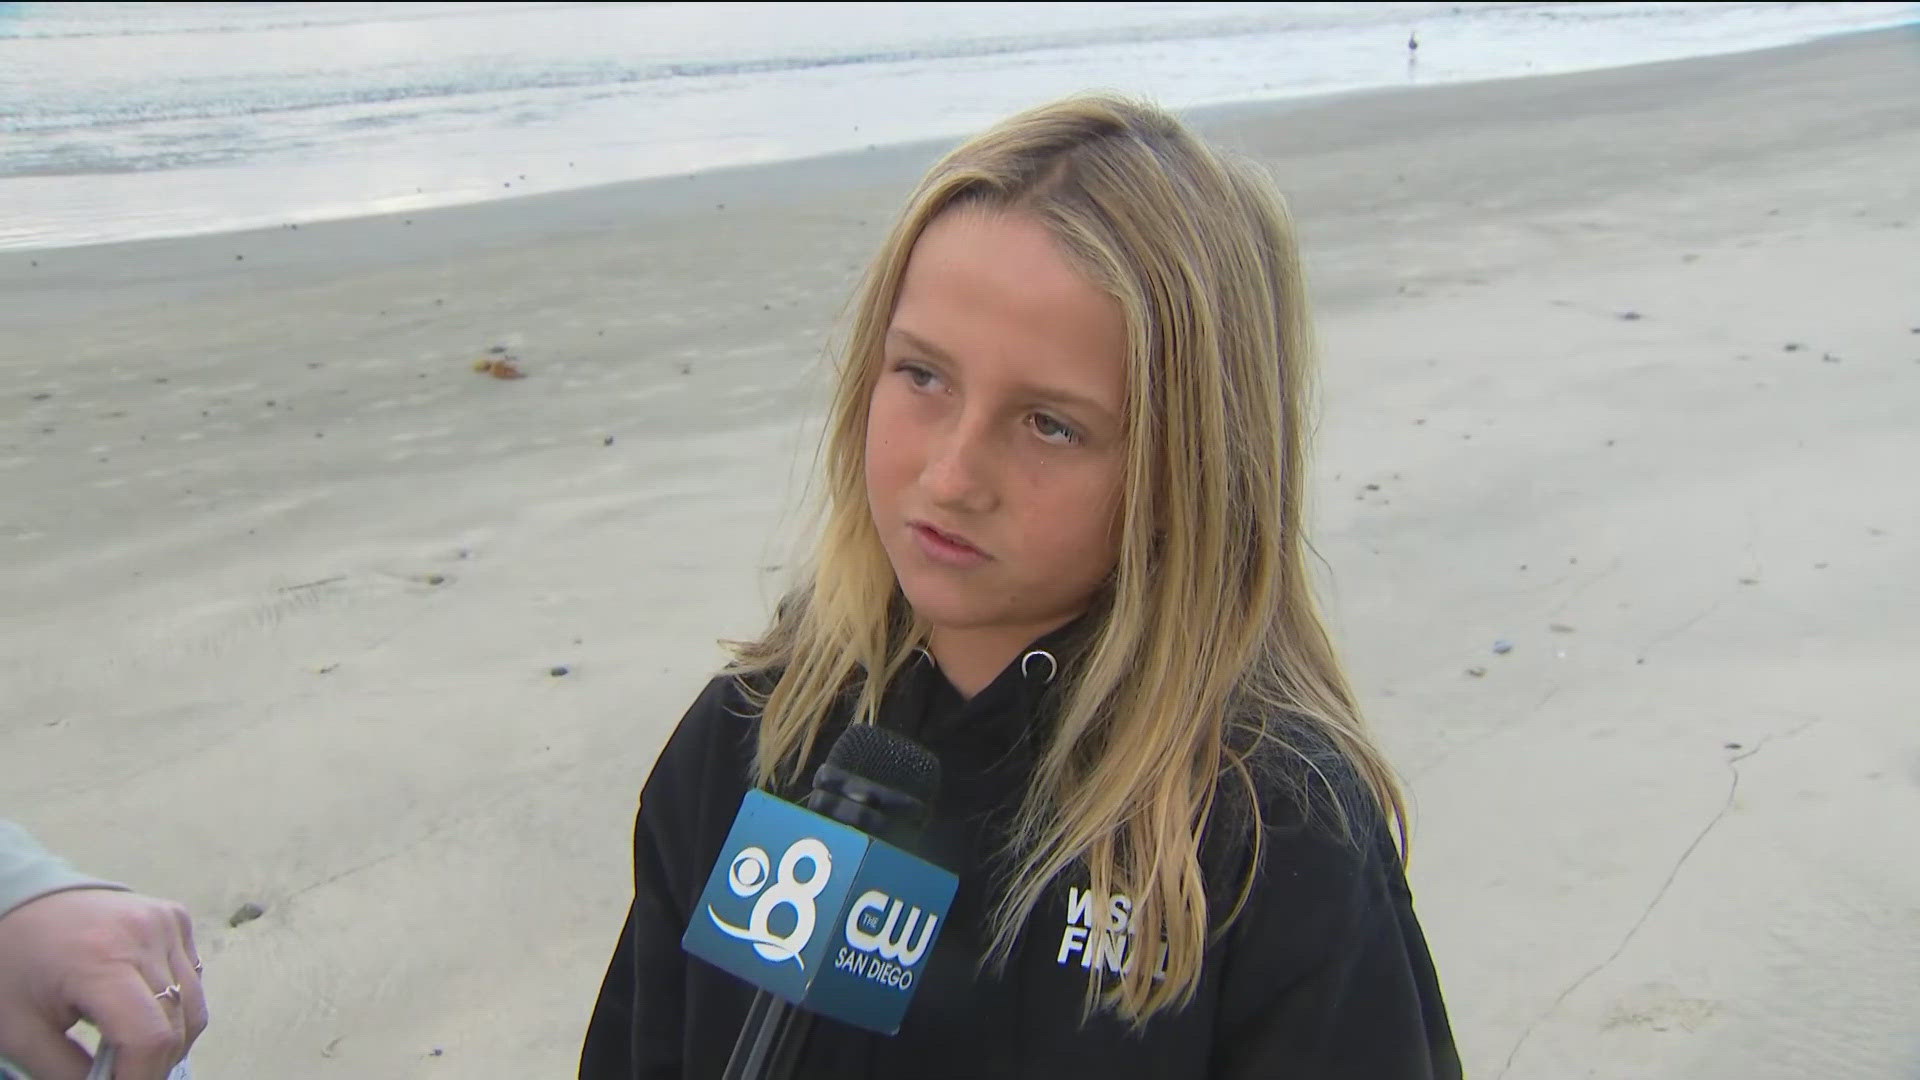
<box><xmin>229</xmin><ymin>901</ymin><xmax>266</xmax><ymax>927</ymax></box>
<box><xmin>1465</xmin><ymin>667</ymin><xmax>1487</xmax><ymax>678</ymax></box>
<box><xmin>474</xmin><ymin>356</ymin><xmax>525</xmax><ymax>379</ymax></box>
<box><xmin>1549</xmin><ymin>623</ymin><xmax>1575</xmax><ymax>633</ymax></box>
<box><xmin>549</xmin><ymin>665</ymin><xmax>571</xmax><ymax>678</ymax></box>
<box><xmin>1492</xmin><ymin>640</ymin><xmax>1514</xmax><ymax>655</ymax></box>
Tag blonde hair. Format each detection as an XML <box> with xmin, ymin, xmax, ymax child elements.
<box><xmin>727</xmin><ymin>93</ymin><xmax>1407</xmax><ymax>1024</ymax></box>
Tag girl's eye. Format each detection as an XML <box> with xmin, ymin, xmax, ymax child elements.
<box><xmin>896</xmin><ymin>361</ymin><xmax>940</xmax><ymax>389</ymax></box>
<box><xmin>1031</xmin><ymin>412</ymin><xmax>1080</xmax><ymax>446</ymax></box>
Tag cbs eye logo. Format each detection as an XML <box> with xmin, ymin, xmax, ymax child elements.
<box><xmin>707</xmin><ymin>838</ymin><xmax>833</xmax><ymax>968</ymax></box>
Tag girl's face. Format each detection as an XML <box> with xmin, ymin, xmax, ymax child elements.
<box><xmin>865</xmin><ymin>207</ymin><xmax>1128</xmax><ymax>649</ymax></box>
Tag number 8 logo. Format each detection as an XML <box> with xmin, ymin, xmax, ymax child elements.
<box><xmin>708</xmin><ymin>837</ymin><xmax>833</xmax><ymax>968</ymax></box>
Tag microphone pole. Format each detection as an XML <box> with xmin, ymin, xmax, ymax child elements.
<box><xmin>722</xmin><ymin>991</ymin><xmax>810</xmax><ymax>1080</ymax></box>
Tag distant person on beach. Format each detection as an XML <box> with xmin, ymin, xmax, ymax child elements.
<box><xmin>0</xmin><ymin>821</ymin><xmax>205</xmax><ymax>1080</ymax></box>
<box><xmin>580</xmin><ymin>94</ymin><xmax>1459</xmax><ymax>1077</ymax></box>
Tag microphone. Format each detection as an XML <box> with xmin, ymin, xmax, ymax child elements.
<box><xmin>681</xmin><ymin>724</ymin><xmax>958</xmax><ymax>1080</ymax></box>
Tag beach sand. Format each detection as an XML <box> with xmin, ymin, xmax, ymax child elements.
<box><xmin>3</xmin><ymin>27</ymin><xmax>1917</xmax><ymax>1079</ymax></box>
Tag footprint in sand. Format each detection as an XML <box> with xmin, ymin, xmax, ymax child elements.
<box><xmin>1602</xmin><ymin>984</ymin><xmax>1719</xmax><ymax>1034</ymax></box>
<box><xmin>160</xmin><ymin>566</ymin><xmax>459</xmax><ymax>657</ymax></box>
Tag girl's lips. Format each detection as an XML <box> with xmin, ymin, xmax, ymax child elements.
<box><xmin>909</xmin><ymin>521</ymin><xmax>989</xmax><ymax>568</ymax></box>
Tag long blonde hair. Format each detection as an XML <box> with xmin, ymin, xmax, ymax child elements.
<box><xmin>727</xmin><ymin>93</ymin><xmax>1407</xmax><ymax>1024</ymax></box>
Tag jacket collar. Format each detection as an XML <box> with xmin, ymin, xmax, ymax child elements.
<box><xmin>888</xmin><ymin>613</ymin><xmax>1096</xmax><ymax>757</ymax></box>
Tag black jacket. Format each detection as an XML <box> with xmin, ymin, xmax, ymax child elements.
<box><xmin>580</xmin><ymin>624</ymin><xmax>1460</xmax><ymax>1078</ymax></box>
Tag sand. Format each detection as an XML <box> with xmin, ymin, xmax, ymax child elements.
<box><xmin>3</xmin><ymin>27</ymin><xmax>1917</xmax><ymax>1080</ymax></box>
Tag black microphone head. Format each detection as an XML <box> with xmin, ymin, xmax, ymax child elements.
<box><xmin>824</xmin><ymin>723</ymin><xmax>940</xmax><ymax>806</ymax></box>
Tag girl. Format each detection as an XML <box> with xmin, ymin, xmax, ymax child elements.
<box><xmin>581</xmin><ymin>94</ymin><xmax>1459</xmax><ymax>1079</ymax></box>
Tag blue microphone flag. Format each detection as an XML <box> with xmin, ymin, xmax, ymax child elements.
<box><xmin>682</xmin><ymin>789</ymin><xmax>960</xmax><ymax>1036</ymax></box>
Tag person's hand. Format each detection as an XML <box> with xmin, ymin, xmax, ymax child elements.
<box><xmin>0</xmin><ymin>888</ymin><xmax>207</xmax><ymax>1080</ymax></box>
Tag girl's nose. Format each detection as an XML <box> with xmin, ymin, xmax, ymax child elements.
<box><xmin>920</xmin><ymin>415</ymin><xmax>998</xmax><ymax>514</ymax></box>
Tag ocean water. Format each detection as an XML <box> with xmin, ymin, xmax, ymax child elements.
<box><xmin>1</xmin><ymin>1</ymin><xmax>1913</xmax><ymax>251</ymax></box>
